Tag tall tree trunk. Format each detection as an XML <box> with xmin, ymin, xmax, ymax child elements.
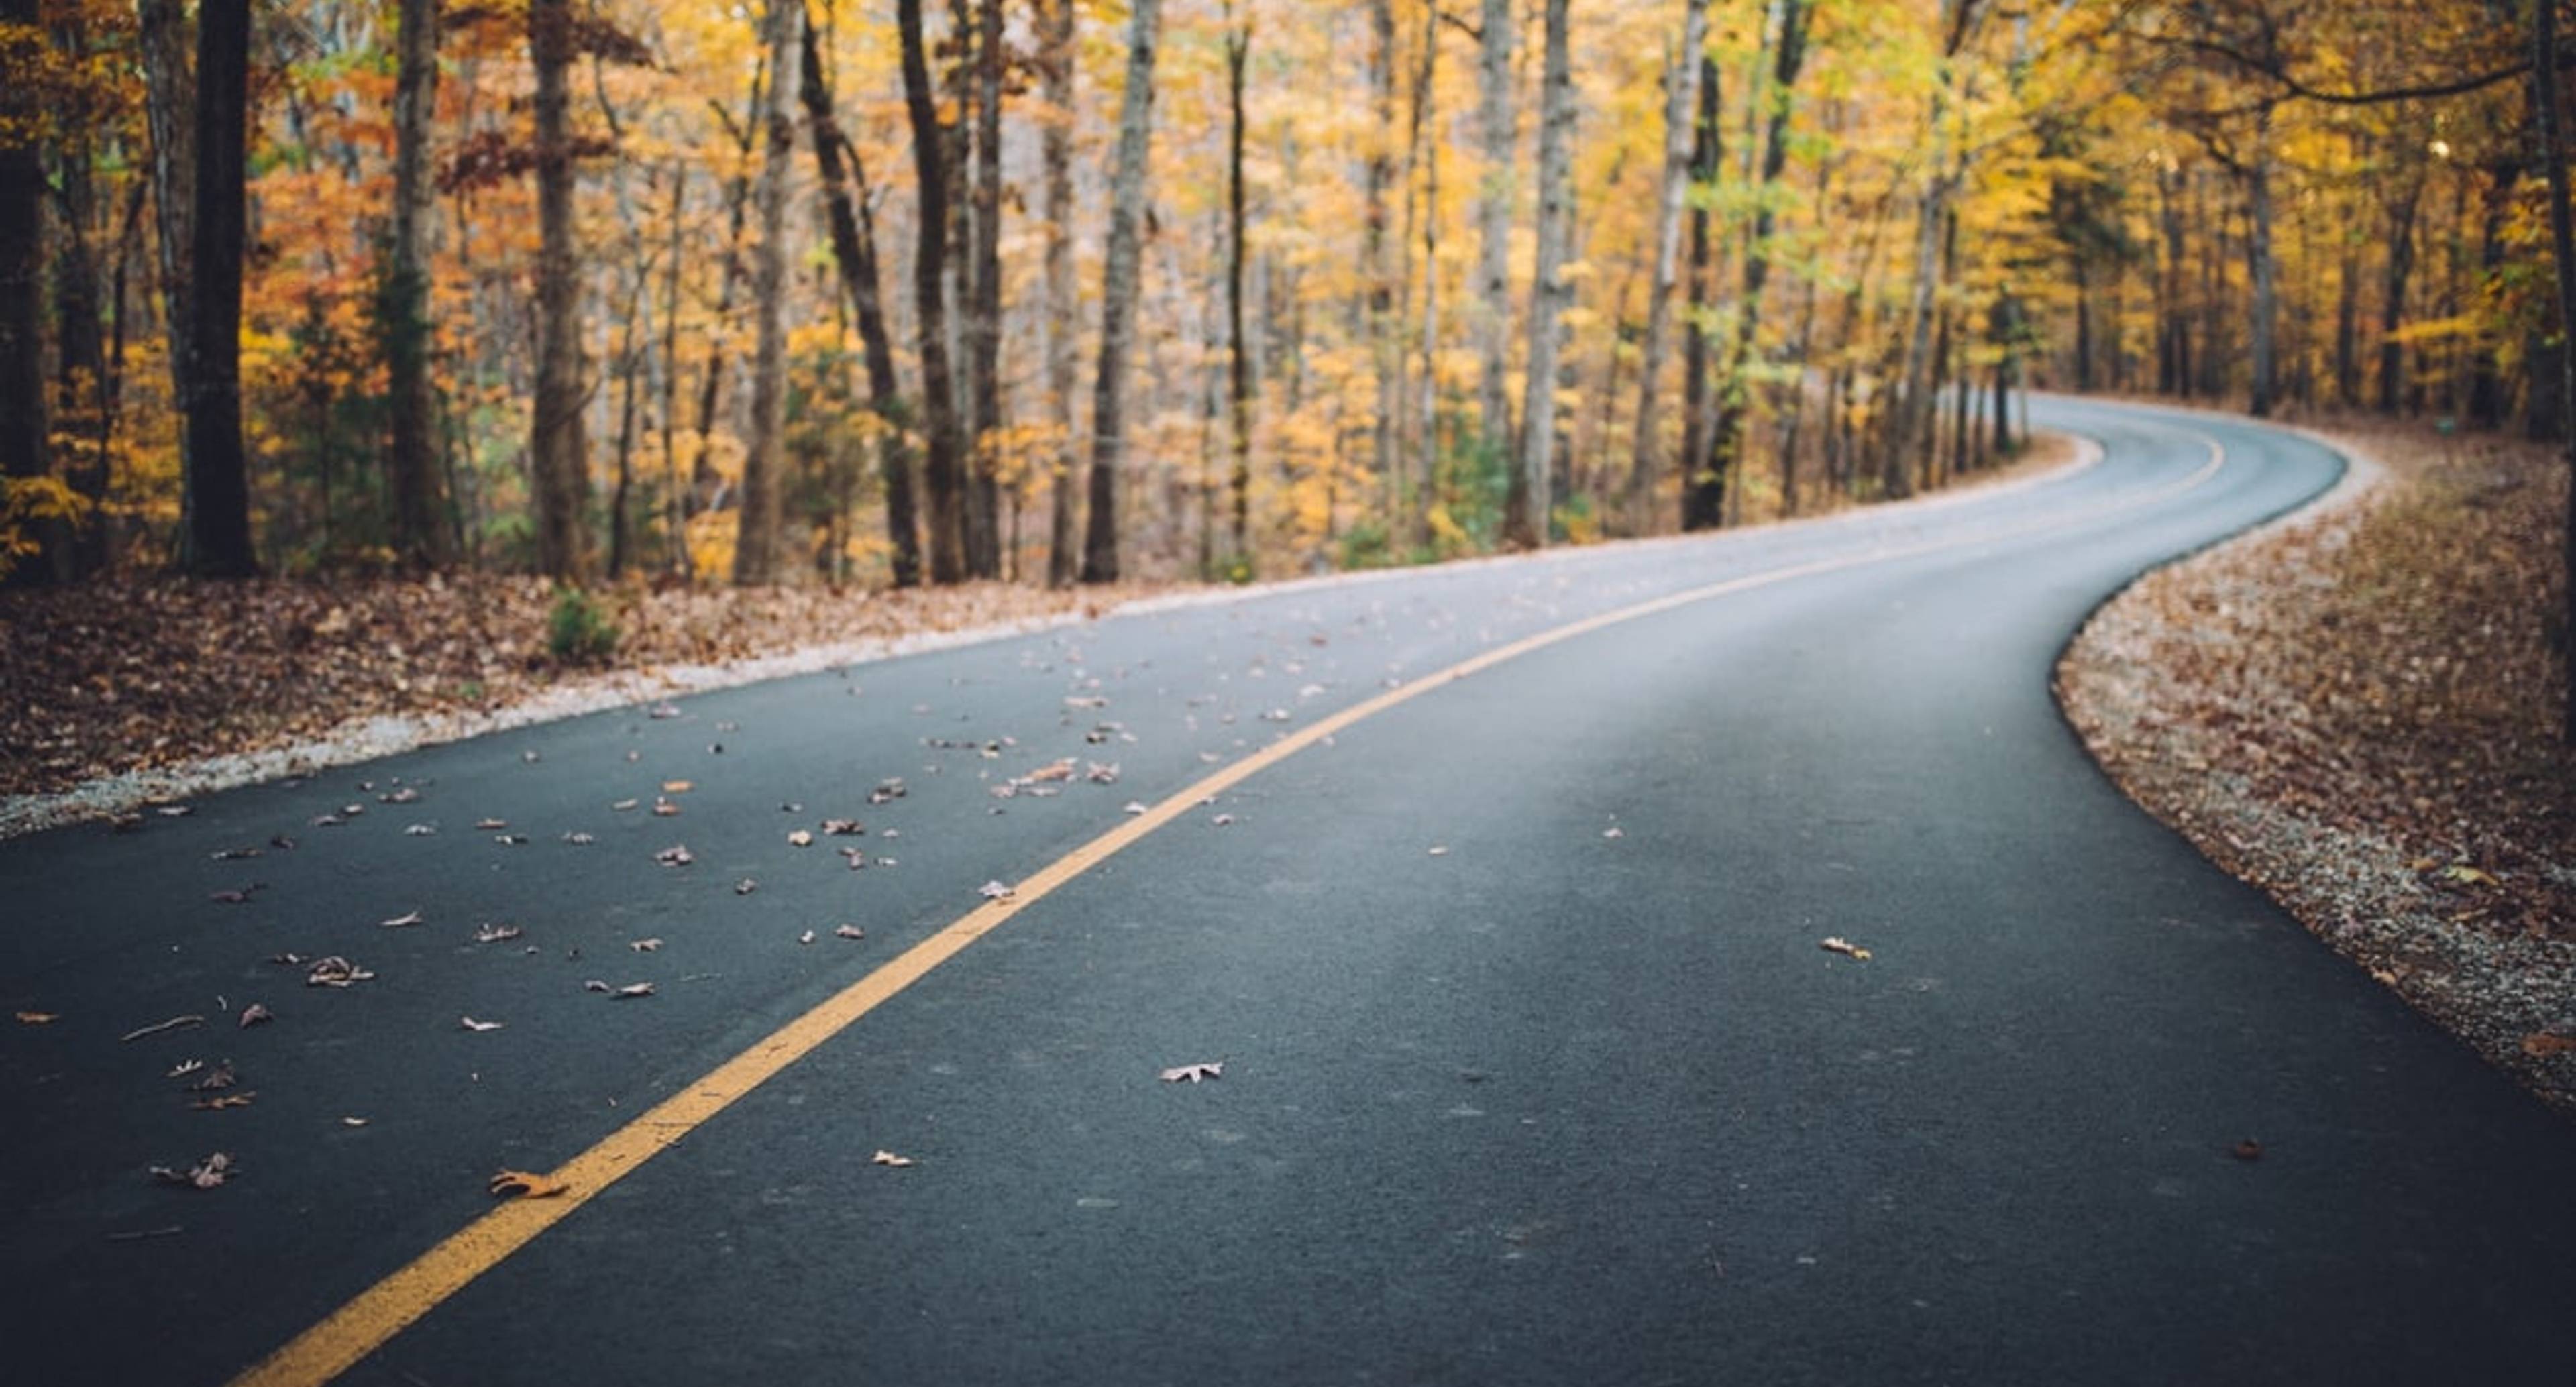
<box><xmin>529</xmin><ymin>0</ymin><xmax>592</xmax><ymax>581</ymax></box>
<box><xmin>2533</xmin><ymin>0</ymin><xmax>2576</xmax><ymax>741</ymax></box>
<box><xmin>386</xmin><ymin>0</ymin><xmax>454</xmax><ymax>569</ymax></box>
<box><xmin>182</xmin><ymin>0</ymin><xmax>257</xmax><ymax>577</ymax></box>
<box><xmin>898</xmin><ymin>0</ymin><xmax>969</xmax><ymax>581</ymax></box>
<box><xmin>1695</xmin><ymin>0</ymin><xmax>1808</xmax><ymax>531</ymax></box>
<box><xmin>1670</xmin><ymin>55</ymin><xmax>1721</xmax><ymax>536</ymax></box>
<box><xmin>800</xmin><ymin>6</ymin><xmax>918</xmax><ymax>588</ymax></box>
<box><xmin>1775</xmin><ymin>129</ymin><xmax>1835</xmax><ymax>518</ymax></box>
<box><xmin>2245</xmin><ymin>106</ymin><xmax>2278</xmax><ymax>419</ymax></box>
<box><xmin>2469</xmin><ymin>161</ymin><xmax>2520</xmax><ymax>431</ymax></box>
<box><xmin>52</xmin><ymin>74</ymin><xmax>107</xmax><ymax>581</ymax></box>
<box><xmin>2377</xmin><ymin>170</ymin><xmax>2422</xmax><ymax>415</ymax></box>
<box><xmin>1504</xmin><ymin>0</ymin><xmax>1572</xmax><ymax>549</ymax></box>
<box><xmin>1364</xmin><ymin>0</ymin><xmax>1397</xmax><ymax>515</ymax></box>
<box><xmin>1226</xmin><ymin>11</ymin><xmax>1254</xmax><ymax>569</ymax></box>
<box><xmin>733</xmin><ymin>0</ymin><xmax>797</xmax><ymax>585</ymax></box>
<box><xmin>1472</xmin><ymin>0</ymin><xmax>1517</xmax><ymax>459</ymax></box>
<box><xmin>1081</xmin><ymin>0</ymin><xmax>1163</xmax><ymax>583</ymax></box>
<box><xmin>1629</xmin><ymin>0</ymin><xmax>1711</xmax><ymax>534</ymax></box>
<box><xmin>0</xmin><ymin>0</ymin><xmax>43</xmax><ymax>585</ymax></box>
<box><xmin>963</xmin><ymin>0</ymin><xmax>1004</xmax><ymax>578</ymax></box>
<box><xmin>2334</xmin><ymin>230</ymin><xmax>2361</xmax><ymax>405</ymax></box>
<box><xmin>138</xmin><ymin>0</ymin><xmax>195</xmax><ymax>518</ymax></box>
<box><xmin>1040</xmin><ymin>0</ymin><xmax>1081</xmax><ymax>588</ymax></box>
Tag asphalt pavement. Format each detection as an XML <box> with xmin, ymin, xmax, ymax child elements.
<box><xmin>4</xmin><ymin>398</ymin><xmax>2571</xmax><ymax>1386</ymax></box>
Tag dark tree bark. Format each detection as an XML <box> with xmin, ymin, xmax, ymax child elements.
<box><xmin>897</xmin><ymin>0</ymin><xmax>969</xmax><ymax>581</ymax></box>
<box><xmin>1629</xmin><ymin>1</ymin><xmax>1711</xmax><ymax>533</ymax></box>
<box><xmin>1671</xmin><ymin>56</ymin><xmax>1721</xmax><ymax>537</ymax></box>
<box><xmin>1697</xmin><ymin>0</ymin><xmax>1810</xmax><ymax>531</ymax></box>
<box><xmin>1039</xmin><ymin>0</ymin><xmax>1080</xmax><ymax>588</ymax></box>
<box><xmin>963</xmin><ymin>0</ymin><xmax>1005</xmax><ymax>578</ymax></box>
<box><xmin>138</xmin><ymin>0</ymin><xmax>195</xmax><ymax>510</ymax></box>
<box><xmin>2468</xmin><ymin>160</ymin><xmax>2520</xmax><ymax>431</ymax></box>
<box><xmin>1226</xmin><ymin>12</ymin><xmax>1254</xmax><ymax>568</ymax></box>
<box><xmin>733</xmin><ymin>0</ymin><xmax>798</xmax><ymax>586</ymax></box>
<box><xmin>1470</xmin><ymin>0</ymin><xmax>1516</xmax><ymax>459</ymax></box>
<box><xmin>800</xmin><ymin>5</ymin><xmax>918</xmax><ymax>587</ymax></box>
<box><xmin>1079</xmin><ymin>0</ymin><xmax>1165</xmax><ymax>584</ymax></box>
<box><xmin>529</xmin><ymin>0</ymin><xmax>593</xmax><ymax>580</ymax></box>
<box><xmin>0</xmin><ymin>0</ymin><xmax>44</xmax><ymax>586</ymax></box>
<box><xmin>181</xmin><ymin>0</ymin><xmax>257</xmax><ymax>577</ymax></box>
<box><xmin>2377</xmin><ymin>170</ymin><xmax>2423</xmax><ymax>414</ymax></box>
<box><xmin>386</xmin><ymin>0</ymin><xmax>455</xmax><ymax>569</ymax></box>
<box><xmin>1503</xmin><ymin>0</ymin><xmax>1572</xmax><ymax>549</ymax></box>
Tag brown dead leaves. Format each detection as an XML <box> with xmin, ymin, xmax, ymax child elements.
<box><xmin>488</xmin><ymin>1169</ymin><xmax>570</xmax><ymax>1199</ymax></box>
<box><xmin>1819</xmin><ymin>936</ymin><xmax>1874</xmax><ymax>962</ymax></box>
<box><xmin>151</xmin><ymin>1152</ymin><xmax>235</xmax><ymax>1190</ymax></box>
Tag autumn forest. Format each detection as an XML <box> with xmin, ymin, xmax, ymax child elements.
<box><xmin>0</xmin><ymin>0</ymin><xmax>2567</xmax><ymax>594</ymax></box>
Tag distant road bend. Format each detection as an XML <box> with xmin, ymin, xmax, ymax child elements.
<box><xmin>2</xmin><ymin>397</ymin><xmax>2571</xmax><ymax>1387</ymax></box>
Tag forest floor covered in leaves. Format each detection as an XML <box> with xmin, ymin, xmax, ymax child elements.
<box><xmin>0</xmin><ymin>575</ymin><xmax>1164</xmax><ymax>832</ymax></box>
<box><xmin>2060</xmin><ymin>414</ymin><xmax>2576</xmax><ymax>1113</ymax></box>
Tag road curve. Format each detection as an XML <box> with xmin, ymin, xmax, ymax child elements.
<box><xmin>3</xmin><ymin>398</ymin><xmax>2571</xmax><ymax>1386</ymax></box>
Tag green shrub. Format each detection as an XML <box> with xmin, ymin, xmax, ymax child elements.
<box><xmin>547</xmin><ymin>586</ymin><xmax>619</xmax><ymax>665</ymax></box>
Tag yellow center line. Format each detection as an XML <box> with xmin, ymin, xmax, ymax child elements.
<box><xmin>230</xmin><ymin>425</ymin><xmax>2229</xmax><ymax>1387</ymax></box>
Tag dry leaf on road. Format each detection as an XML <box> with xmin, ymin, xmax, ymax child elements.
<box><xmin>379</xmin><ymin>910</ymin><xmax>424</xmax><ymax>929</ymax></box>
<box><xmin>2521</xmin><ymin>1032</ymin><xmax>2576</xmax><ymax>1058</ymax></box>
<box><xmin>978</xmin><ymin>881</ymin><xmax>1015</xmax><ymax>900</ymax></box>
<box><xmin>150</xmin><ymin>1152</ymin><xmax>233</xmax><ymax>1190</ymax></box>
<box><xmin>834</xmin><ymin>924</ymin><xmax>865</xmax><ymax>940</ymax></box>
<box><xmin>16</xmin><ymin>1011</ymin><xmax>58</xmax><ymax>1025</ymax></box>
<box><xmin>655</xmin><ymin>844</ymin><xmax>694</xmax><ymax>867</ymax></box>
<box><xmin>787</xmin><ymin>830</ymin><xmax>814</xmax><ymax>847</ymax></box>
<box><xmin>488</xmin><ymin>1169</ymin><xmax>570</xmax><ymax>1199</ymax></box>
<box><xmin>460</xmin><ymin>1016</ymin><xmax>505</xmax><ymax>1032</ymax></box>
<box><xmin>871</xmin><ymin>1150</ymin><xmax>916</xmax><ymax>1168</ymax></box>
<box><xmin>2229</xmin><ymin>1139</ymin><xmax>2264</xmax><ymax>1162</ymax></box>
<box><xmin>474</xmin><ymin>923</ymin><xmax>523</xmax><ymax>944</ymax></box>
<box><xmin>191</xmin><ymin>1093</ymin><xmax>256</xmax><ymax>1111</ymax></box>
<box><xmin>305</xmin><ymin>957</ymin><xmax>375</xmax><ymax>987</ymax></box>
<box><xmin>629</xmin><ymin>938</ymin><xmax>663</xmax><ymax>953</ymax></box>
<box><xmin>237</xmin><ymin>1003</ymin><xmax>274</xmax><ymax>1028</ymax></box>
<box><xmin>1159</xmin><ymin>1061</ymin><xmax>1224</xmax><ymax>1083</ymax></box>
<box><xmin>1819</xmin><ymin>936</ymin><xmax>1874</xmax><ymax>961</ymax></box>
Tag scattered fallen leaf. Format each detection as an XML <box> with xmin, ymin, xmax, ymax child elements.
<box><xmin>2436</xmin><ymin>864</ymin><xmax>2500</xmax><ymax>887</ymax></box>
<box><xmin>236</xmin><ymin>1003</ymin><xmax>273</xmax><ymax>1028</ymax></box>
<box><xmin>2229</xmin><ymin>1139</ymin><xmax>2263</xmax><ymax>1162</ymax></box>
<box><xmin>209</xmin><ymin>846</ymin><xmax>262</xmax><ymax>861</ymax></box>
<box><xmin>150</xmin><ymin>1152</ymin><xmax>233</xmax><ymax>1190</ymax></box>
<box><xmin>1210</xmin><ymin>814</ymin><xmax>1236</xmax><ymax>827</ymax></box>
<box><xmin>649</xmin><ymin>701</ymin><xmax>682</xmax><ymax>719</ymax></box>
<box><xmin>1426</xmin><ymin>845</ymin><xmax>1448</xmax><ymax>856</ymax></box>
<box><xmin>156</xmin><ymin>805</ymin><xmax>195</xmax><ymax>818</ymax></box>
<box><xmin>563</xmin><ymin>832</ymin><xmax>596</xmax><ymax>846</ymax></box>
<box><xmin>2521</xmin><ymin>1032</ymin><xmax>2576</xmax><ymax>1058</ymax></box>
<box><xmin>166</xmin><ymin>1058</ymin><xmax>203</xmax><ymax>1079</ymax></box>
<box><xmin>493</xmin><ymin>833</ymin><xmax>529</xmax><ymax>845</ymax></box>
<box><xmin>305</xmin><ymin>957</ymin><xmax>375</xmax><ymax>987</ymax></box>
<box><xmin>787</xmin><ymin>829</ymin><xmax>814</xmax><ymax>847</ymax></box>
<box><xmin>1603</xmin><ymin>827</ymin><xmax>1625</xmax><ymax>840</ymax></box>
<box><xmin>191</xmin><ymin>1092</ymin><xmax>256</xmax><ymax>1111</ymax></box>
<box><xmin>460</xmin><ymin>1016</ymin><xmax>505</xmax><ymax>1032</ymax></box>
<box><xmin>834</xmin><ymin>924</ymin><xmax>865</xmax><ymax>940</ymax></box>
<box><xmin>380</xmin><ymin>786</ymin><xmax>420</xmax><ymax>805</ymax></box>
<box><xmin>870</xmin><ymin>1150</ymin><xmax>916</xmax><ymax>1168</ymax></box>
<box><xmin>1159</xmin><ymin>1061</ymin><xmax>1224</xmax><ymax>1084</ymax></box>
<box><xmin>209</xmin><ymin>885</ymin><xmax>264</xmax><ymax>905</ymax></box>
<box><xmin>1122</xmin><ymin>801</ymin><xmax>1149</xmax><ymax>816</ymax></box>
<box><xmin>1819</xmin><ymin>936</ymin><xmax>1874</xmax><ymax>962</ymax></box>
<box><xmin>820</xmin><ymin>818</ymin><xmax>863</xmax><ymax>836</ymax></box>
<box><xmin>378</xmin><ymin>909</ymin><xmax>424</xmax><ymax>929</ymax></box>
<box><xmin>798</xmin><ymin>930</ymin><xmax>816</xmax><ymax>946</ymax></box>
<box><xmin>735</xmin><ymin>877</ymin><xmax>759</xmax><ymax>895</ymax></box>
<box><xmin>978</xmin><ymin>880</ymin><xmax>1015</xmax><ymax>900</ymax></box>
<box><xmin>520</xmin><ymin>750</ymin><xmax>541</xmax><ymax>764</ymax></box>
<box><xmin>612</xmin><ymin>982</ymin><xmax>655</xmax><ymax>999</ymax></box>
<box><xmin>488</xmin><ymin>1169</ymin><xmax>570</xmax><ymax>1199</ymax></box>
<box><xmin>309</xmin><ymin>813</ymin><xmax>345</xmax><ymax>828</ymax></box>
<box><xmin>474</xmin><ymin>818</ymin><xmax>508</xmax><ymax>831</ymax></box>
<box><xmin>104</xmin><ymin>1225</ymin><xmax>186</xmax><ymax>1242</ymax></box>
<box><xmin>341</xmin><ymin>1117</ymin><xmax>369</xmax><ymax>1127</ymax></box>
<box><xmin>661</xmin><ymin>779</ymin><xmax>694</xmax><ymax>794</ymax></box>
<box><xmin>121</xmin><ymin>1015</ymin><xmax>205</xmax><ymax>1042</ymax></box>
<box><xmin>186</xmin><ymin>1060</ymin><xmax>237</xmax><ymax>1091</ymax></box>
<box><xmin>15</xmin><ymin>1011</ymin><xmax>58</xmax><ymax>1025</ymax></box>
<box><xmin>652</xmin><ymin>799</ymin><xmax>682</xmax><ymax>817</ymax></box>
<box><xmin>1027</xmin><ymin>758</ymin><xmax>1076</xmax><ymax>783</ymax></box>
<box><xmin>655</xmin><ymin>844</ymin><xmax>694</xmax><ymax>867</ymax></box>
<box><xmin>867</xmin><ymin>778</ymin><xmax>907</xmax><ymax>805</ymax></box>
<box><xmin>611</xmin><ymin>798</ymin><xmax>639</xmax><ymax>812</ymax></box>
<box><xmin>474</xmin><ymin>922</ymin><xmax>523</xmax><ymax>944</ymax></box>
<box><xmin>404</xmin><ymin>824</ymin><xmax>437</xmax><ymax>836</ymax></box>
<box><xmin>1085</xmin><ymin>761</ymin><xmax>1121</xmax><ymax>785</ymax></box>
<box><xmin>629</xmin><ymin>938</ymin><xmax>663</xmax><ymax>952</ymax></box>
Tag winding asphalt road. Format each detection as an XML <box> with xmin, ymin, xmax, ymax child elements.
<box><xmin>5</xmin><ymin>398</ymin><xmax>2572</xmax><ymax>1386</ymax></box>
